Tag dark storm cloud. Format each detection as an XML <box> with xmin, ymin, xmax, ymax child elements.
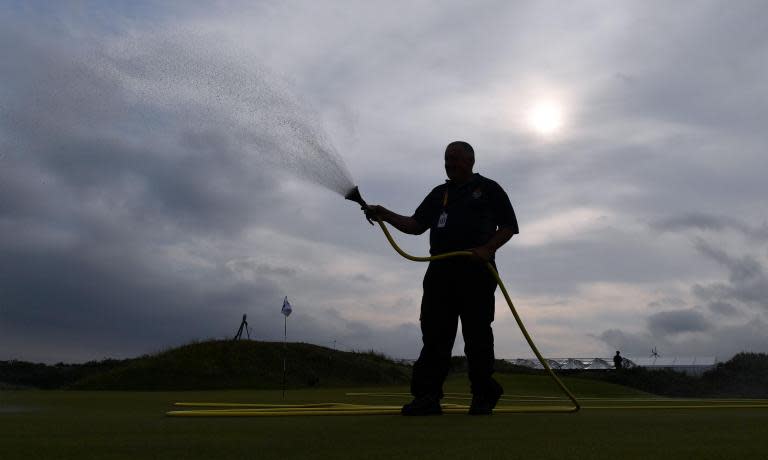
<box><xmin>706</xmin><ymin>301</ymin><xmax>740</xmax><ymax>316</ymax></box>
<box><xmin>225</xmin><ymin>260</ymin><xmax>298</xmax><ymax>279</ymax></box>
<box><xmin>598</xmin><ymin>318</ymin><xmax>768</xmax><ymax>359</ymax></box>
<box><xmin>317</xmin><ymin>309</ymin><xmax>421</xmax><ymax>359</ymax></box>
<box><xmin>4</xmin><ymin>1</ymin><xmax>768</xmax><ymax>362</ymax></box>
<box><xmin>0</xmin><ymin>221</ymin><xmax>287</xmax><ymax>361</ymax></box>
<box><xmin>0</xmin><ymin>22</ymin><xmax>354</xmax><ymax>362</ymax></box>
<box><xmin>0</xmin><ymin>25</ymin><xmax>286</xmax><ymax>360</ymax></box>
<box><xmin>0</xmin><ymin>26</ymin><xmax>289</xmax><ymax>236</ymax></box>
<box><xmin>596</xmin><ymin>236</ymin><xmax>768</xmax><ymax>357</ymax></box>
<box><xmin>692</xmin><ymin>238</ymin><xmax>768</xmax><ymax>308</ymax></box>
<box><xmin>648</xmin><ymin>297</ymin><xmax>687</xmax><ymax>309</ymax></box>
<box><xmin>597</xmin><ymin>329</ymin><xmax>655</xmax><ymax>357</ymax></box>
<box><xmin>499</xmin><ymin>225</ymin><xmax>701</xmax><ymax>297</ymax></box>
<box><xmin>651</xmin><ymin>213</ymin><xmax>768</xmax><ymax>242</ymax></box>
<box><xmin>647</xmin><ymin>309</ymin><xmax>711</xmax><ymax>336</ymax></box>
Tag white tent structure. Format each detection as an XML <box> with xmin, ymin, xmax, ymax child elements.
<box><xmin>624</xmin><ymin>356</ymin><xmax>717</xmax><ymax>376</ymax></box>
<box><xmin>506</xmin><ymin>356</ymin><xmax>717</xmax><ymax>375</ymax></box>
<box><xmin>585</xmin><ymin>358</ymin><xmax>612</xmax><ymax>370</ymax></box>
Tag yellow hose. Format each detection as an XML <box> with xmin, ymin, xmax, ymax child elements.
<box><xmin>375</xmin><ymin>220</ymin><xmax>580</xmax><ymax>413</ymax></box>
<box><xmin>166</xmin><ymin>218</ymin><xmax>768</xmax><ymax>417</ymax></box>
<box><xmin>167</xmin><ymin>219</ymin><xmax>583</xmax><ymax>417</ymax></box>
<box><xmin>166</xmin><ymin>221</ymin><xmax>768</xmax><ymax>417</ymax></box>
<box><xmin>167</xmin><ymin>403</ymin><xmax>579</xmax><ymax>417</ymax></box>
<box><xmin>166</xmin><ymin>400</ymin><xmax>768</xmax><ymax>417</ymax></box>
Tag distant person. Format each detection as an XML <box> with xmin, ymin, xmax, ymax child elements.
<box><xmin>614</xmin><ymin>351</ymin><xmax>623</xmax><ymax>370</ymax></box>
<box><xmin>366</xmin><ymin>141</ymin><xmax>518</xmax><ymax>415</ymax></box>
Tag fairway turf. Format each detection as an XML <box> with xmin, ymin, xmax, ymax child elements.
<box><xmin>2</xmin><ymin>374</ymin><xmax>767</xmax><ymax>460</ymax></box>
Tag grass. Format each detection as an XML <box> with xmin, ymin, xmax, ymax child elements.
<box><xmin>2</xmin><ymin>373</ymin><xmax>767</xmax><ymax>460</ymax></box>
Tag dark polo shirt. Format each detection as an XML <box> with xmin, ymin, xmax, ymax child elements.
<box><xmin>413</xmin><ymin>173</ymin><xmax>518</xmax><ymax>256</ymax></box>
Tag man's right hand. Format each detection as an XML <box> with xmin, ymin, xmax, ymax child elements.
<box><xmin>362</xmin><ymin>206</ymin><xmax>427</xmax><ymax>235</ymax></box>
<box><xmin>364</xmin><ymin>205</ymin><xmax>386</xmax><ymax>223</ymax></box>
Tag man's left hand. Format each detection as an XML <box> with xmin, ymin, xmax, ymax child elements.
<box><xmin>470</xmin><ymin>246</ymin><xmax>494</xmax><ymax>262</ymax></box>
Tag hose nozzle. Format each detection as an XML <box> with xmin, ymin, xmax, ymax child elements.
<box><xmin>344</xmin><ymin>186</ymin><xmax>367</xmax><ymax>207</ymax></box>
<box><xmin>345</xmin><ymin>186</ymin><xmax>373</xmax><ymax>225</ymax></box>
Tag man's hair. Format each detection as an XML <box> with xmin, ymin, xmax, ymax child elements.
<box><xmin>446</xmin><ymin>141</ymin><xmax>475</xmax><ymax>161</ymax></box>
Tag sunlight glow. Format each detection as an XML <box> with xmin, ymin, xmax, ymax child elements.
<box><xmin>527</xmin><ymin>101</ymin><xmax>564</xmax><ymax>136</ymax></box>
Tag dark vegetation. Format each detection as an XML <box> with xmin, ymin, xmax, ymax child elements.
<box><xmin>573</xmin><ymin>352</ymin><xmax>768</xmax><ymax>398</ymax></box>
<box><xmin>449</xmin><ymin>356</ymin><xmax>540</xmax><ymax>375</ymax></box>
<box><xmin>1</xmin><ymin>340</ymin><xmax>410</xmax><ymax>390</ymax></box>
<box><xmin>452</xmin><ymin>353</ymin><xmax>768</xmax><ymax>398</ymax></box>
<box><xmin>3</xmin><ymin>342</ymin><xmax>766</xmax><ymax>397</ymax></box>
<box><xmin>0</xmin><ymin>358</ymin><xmax>129</xmax><ymax>389</ymax></box>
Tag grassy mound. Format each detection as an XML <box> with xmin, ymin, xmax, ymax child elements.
<box><xmin>69</xmin><ymin>340</ymin><xmax>410</xmax><ymax>390</ymax></box>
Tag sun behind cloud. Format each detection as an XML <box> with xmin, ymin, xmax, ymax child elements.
<box><xmin>526</xmin><ymin>100</ymin><xmax>565</xmax><ymax>136</ymax></box>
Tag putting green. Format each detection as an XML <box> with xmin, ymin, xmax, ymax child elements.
<box><xmin>167</xmin><ymin>403</ymin><xmax>577</xmax><ymax>417</ymax></box>
<box><xmin>7</xmin><ymin>388</ymin><xmax>768</xmax><ymax>459</ymax></box>
<box><xmin>166</xmin><ymin>399</ymin><xmax>768</xmax><ymax>417</ymax></box>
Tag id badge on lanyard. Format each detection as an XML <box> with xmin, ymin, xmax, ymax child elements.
<box><xmin>437</xmin><ymin>190</ymin><xmax>448</xmax><ymax>228</ymax></box>
<box><xmin>437</xmin><ymin>211</ymin><xmax>447</xmax><ymax>228</ymax></box>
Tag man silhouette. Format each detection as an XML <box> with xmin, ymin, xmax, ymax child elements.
<box><xmin>366</xmin><ymin>141</ymin><xmax>518</xmax><ymax>415</ymax></box>
<box><xmin>614</xmin><ymin>351</ymin><xmax>623</xmax><ymax>370</ymax></box>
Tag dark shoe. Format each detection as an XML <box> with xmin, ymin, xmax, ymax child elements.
<box><xmin>468</xmin><ymin>385</ymin><xmax>503</xmax><ymax>415</ymax></box>
<box><xmin>401</xmin><ymin>394</ymin><xmax>442</xmax><ymax>416</ymax></box>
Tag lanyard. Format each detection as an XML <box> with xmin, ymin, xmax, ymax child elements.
<box><xmin>442</xmin><ymin>190</ymin><xmax>448</xmax><ymax>209</ymax></box>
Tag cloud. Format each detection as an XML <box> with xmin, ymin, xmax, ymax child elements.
<box><xmin>0</xmin><ymin>232</ymin><xmax>283</xmax><ymax>361</ymax></box>
<box><xmin>692</xmin><ymin>238</ymin><xmax>768</xmax><ymax>308</ymax></box>
<box><xmin>597</xmin><ymin>329</ymin><xmax>655</xmax><ymax>356</ymax></box>
<box><xmin>706</xmin><ymin>301</ymin><xmax>740</xmax><ymax>316</ymax></box>
<box><xmin>515</xmin><ymin>207</ymin><xmax>608</xmax><ymax>247</ymax></box>
<box><xmin>598</xmin><ymin>318</ymin><xmax>768</xmax><ymax>359</ymax></box>
<box><xmin>647</xmin><ymin>309</ymin><xmax>711</xmax><ymax>336</ymax></box>
<box><xmin>648</xmin><ymin>296</ymin><xmax>687</xmax><ymax>309</ymax></box>
<box><xmin>0</xmin><ymin>20</ymin><xmax>364</xmax><ymax>362</ymax></box>
<box><xmin>3</xmin><ymin>2</ymin><xmax>768</xmax><ymax>363</ymax></box>
<box><xmin>650</xmin><ymin>213</ymin><xmax>768</xmax><ymax>242</ymax></box>
<box><xmin>595</xmin><ymin>233</ymin><xmax>768</xmax><ymax>358</ymax></box>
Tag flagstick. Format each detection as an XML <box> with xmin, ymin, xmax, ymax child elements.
<box><xmin>280</xmin><ymin>296</ymin><xmax>291</xmax><ymax>399</ymax></box>
<box><xmin>282</xmin><ymin>314</ymin><xmax>287</xmax><ymax>399</ymax></box>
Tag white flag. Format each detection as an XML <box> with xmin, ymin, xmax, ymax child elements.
<box><xmin>281</xmin><ymin>296</ymin><xmax>292</xmax><ymax>317</ymax></box>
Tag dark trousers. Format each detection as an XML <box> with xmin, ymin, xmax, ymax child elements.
<box><xmin>411</xmin><ymin>259</ymin><xmax>502</xmax><ymax>399</ymax></box>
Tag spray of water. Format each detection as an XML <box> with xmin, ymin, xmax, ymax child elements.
<box><xmin>93</xmin><ymin>32</ymin><xmax>356</xmax><ymax>196</ymax></box>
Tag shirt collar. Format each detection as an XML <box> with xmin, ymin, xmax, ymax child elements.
<box><xmin>445</xmin><ymin>173</ymin><xmax>480</xmax><ymax>190</ymax></box>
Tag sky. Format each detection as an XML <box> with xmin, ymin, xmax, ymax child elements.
<box><xmin>2</xmin><ymin>1</ymin><xmax>768</xmax><ymax>364</ymax></box>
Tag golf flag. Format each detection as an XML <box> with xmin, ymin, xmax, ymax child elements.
<box><xmin>281</xmin><ymin>296</ymin><xmax>292</xmax><ymax>317</ymax></box>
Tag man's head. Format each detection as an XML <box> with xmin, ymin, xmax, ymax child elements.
<box><xmin>444</xmin><ymin>141</ymin><xmax>475</xmax><ymax>183</ymax></box>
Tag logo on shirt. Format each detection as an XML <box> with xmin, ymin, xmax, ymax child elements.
<box><xmin>472</xmin><ymin>188</ymin><xmax>482</xmax><ymax>199</ymax></box>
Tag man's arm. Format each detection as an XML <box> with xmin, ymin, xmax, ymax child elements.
<box><xmin>365</xmin><ymin>205</ymin><xmax>429</xmax><ymax>235</ymax></box>
<box><xmin>471</xmin><ymin>226</ymin><xmax>516</xmax><ymax>261</ymax></box>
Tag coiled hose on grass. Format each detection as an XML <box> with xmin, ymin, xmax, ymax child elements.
<box><xmin>375</xmin><ymin>219</ymin><xmax>580</xmax><ymax>413</ymax></box>
<box><xmin>167</xmin><ymin>219</ymin><xmax>581</xmax><ymax>417</ymax></box>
